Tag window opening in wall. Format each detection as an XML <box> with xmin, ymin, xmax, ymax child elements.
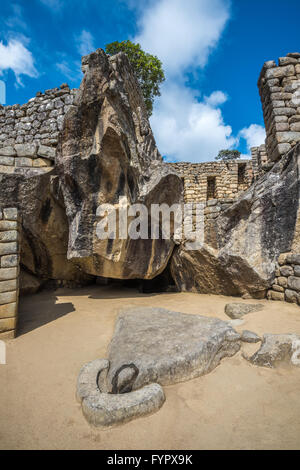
<box><xmin>238</xmin><ymin>163</ymin><xmax>247</xmax><ymax>185</ymax></box>
<box><xmin>207</xmin><ymin>176</ymin><xmax>216</xmax><ymax>200</ymax></box>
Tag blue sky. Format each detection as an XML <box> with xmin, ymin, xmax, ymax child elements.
<box><xmin>0</xmin><ymin>0</ymin><xmax>299</xmax><ymax>162</ymax></box>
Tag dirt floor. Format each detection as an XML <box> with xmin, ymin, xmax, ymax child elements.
<box><xmin>1</xmin><ymin>284</ymin><xmax>300</xmax><ymax>450</ymax></box>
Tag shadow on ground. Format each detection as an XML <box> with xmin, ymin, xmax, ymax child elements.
<box><xmin>17</xmin><ymin>291</ymin><xmax>75</xmax><ymax>336</ymax></box>
<box><xmin>44</xmin><ymin>283</ymin><xmax>166</xmax><ymax>300</ymax></box>
<box><xmin>16</xmin><ymin>283</ymin><xmax>177</xmax><ymax>336</ymax></box>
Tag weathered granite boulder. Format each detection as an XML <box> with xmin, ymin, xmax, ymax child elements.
<box><xmin>244</xmin><ymin>334</ymin><xmax>300</xmax><ymax>367</ymax></box>
<box><xmin>241</xmin><ymin>330</ymin><xmax>261</xmax><ymax>344</ymax></box>
<box><xmin>171</xmin><ymin>144</ymin><xmax>300</xmax><ymax>297</ymax></box>
<box><xmin>105</xmin><ymin>307</ymin><xmax>241</xmax><ymax>392</ymax></box>
<box><xmin>225</xmin><ymin>303</ymin><xmax>264</xmax><ymax>320</ymax></box>
<box><xmin>0</xmin><ymin>48</ymin><xmax>182</xmax><ymax>285</ymax></box>
<box><xmin>0</xmin><ymin>168</ymin><xmax>90</xmax><ymax>283</ymax></box>
<box><xmin>56</xmin><ymin>49</ymin><xmax>182</xmax><ymax>280</ymax></box>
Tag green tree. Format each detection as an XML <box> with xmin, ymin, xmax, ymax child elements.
<box><xmin>105</xmin><ymin>40</ymin><xmax>165</xmax><ymax>116</ymax></box>
<box><xmin>215</xmin><ymin>149</ymin><xmax>241</xmax><ymax>161</ymax></box>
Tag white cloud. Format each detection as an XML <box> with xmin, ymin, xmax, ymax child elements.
<box><xmin>56</xmin><ymin>58</ymin><xmax>82</xmax><ymax>82</ymax></box>
<box><xmin>239</xmin><ymin>124</ymin><xmax>266</xmax><ymax>154</ymax></box>
<box><xmin>5</xmin><ymin>3</ymin><xmax>28</xmax><ymax>31</ymax></box>
<box><xmin>76</xmin><ymin>30</ymin><xmax>95</xmax><ymax>57</ymax></box>
<box><xmin>55</xmin><ymin>29</ymin><xmax>94</xmax><ymax>84</ymax></box>
<box><xmin>39</xmin><ymin>0</ymin><xmax>63</xmax><ymax>11</ymax></box>
<box><xmin>135</xmin><ymin>0</ymin><xmax>230</xmax><ymax>77</ymax></box>
<box><xmin>0</xmin><ymin>39</ymin><xmax>38</xmax><ymax>86</ymax></box>
<box><xmin>151</xmin><ymin>83</ymin><xmax>237</xmax><ymax>162</ymax></box>
<box><xmin>132</xmin><ymin>0</ymin><xmax>265</xmax><ymax>163</ymax></box>
<box><xmin>56</xmin><ymin>61</ymin><xmax>74</xmax><ymax>80</ymax></box>
<box><xmin>204</xmin><ymin>91</ymin><xmax>228</xmax><ymax>107</ymax></box>
<box><xmin>133</xmin><ymin>0</ymin><xmax>235</xmax><ymax>162</ymax></box>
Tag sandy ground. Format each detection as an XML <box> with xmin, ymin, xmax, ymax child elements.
<box><xmin>1</xmin><ymin>284</ymin><xmax>300</xmax><ymax>450</ymax></box>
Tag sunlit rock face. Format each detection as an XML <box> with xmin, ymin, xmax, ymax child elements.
<box><xmin>56</xmin><ymin>49</ymin><xmax>183</xmax><ymax>279</ymax></box>
<box><xmin>0</xmin><ymin>169</ymin><xmax>90</xmax><ymax>283</ymax></box>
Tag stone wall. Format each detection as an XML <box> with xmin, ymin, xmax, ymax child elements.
<box><xmin>167</xmin><ymin>160</ymin><xmax>253</xmax><ymax>203</ymax></box>
<box><xmin>259</xmin><ymin>51</ymin><xmax>300</xmax><ymax>306</ymax></box>
<box><xmin>0</xmin><ymin>142</ymin><xmax>55</xmax><ymax>173</ymax></box>
<box><xmin>204</xmin><ymin>198</ymin><xmax>237</xmax><ymax>219</ymax></box>
<box><xmin>0</xmin><ymin>84</ymin><xmax>76</xmax><ymax>170</ymax></box>
<box><xmin>251</xmin><ymin>144</ymin><xmax>269</xmax><ymax>179</ymax></box>
<box><xmin>268</xmin><ymin>253</ymin><xmax>300</xmax><ymax>305</ymax></box>
<box><xmin>185</xmin><ymin>198</ymin><xmax>238</xmax><ymax>236</ymax></box>
<box><xmin>0</xmin><ymin>208</ymin><xmax>20</xmax><ymax>340</ymax></box>
<box><xmin>258</xmin><ymin>52</ymin><xmax>300</xmax><ymax>163</ymax></box>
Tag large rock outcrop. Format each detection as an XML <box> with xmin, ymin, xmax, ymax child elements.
<box><xmin>56</xmin><ymin>49</ymin><xmax>182</xmax><ymax>279</ymax></box>
<box><xmin>0</xmin><ymin>168</ymin><xmax>89</xmax><ymax>283</ymax></box>
<box><xmin>2</xmin><ymin>48</ymin><xmax>300</xmax><ymax>295</ymax></box>
<box><xmin>171</xmin><ymin>144</ymin><xmax>300</xmax><ymax>297</ymax></box>
<box><xmin>0</xmin><ymin>48</ymin><xmax>182</xmax><ymax>284</ymax></box>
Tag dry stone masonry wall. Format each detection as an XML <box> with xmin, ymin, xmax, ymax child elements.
<box><xmin>204</xmin><ymin>198</ymin><xmax>237</xmax><ymax>220</ymax></box>
<box><xmin>0</xmin><ymin>208</ymin><xmax>20</xmax><ymax>339</ymax></box>
<box><xmin>258</xmin><ymin>52</ymin><xmax>300</xmax><ymax>163</ymax></box>
<box><xmin>0</xmin><ymin>84</ymin><xmax>76</xmax><ymax>171</ymax></box>
<box><xmin>251</xmin><ymin>144</ymin><xmax>269</xmax><ymax>178</ymax></box>
<box><xmin>0</xmin><ymin>142</ymin><xmax>55</xmax><ymax>173</ymax></box>
<box><xmin>268</xmin><ymin>253</ymin><xmax>300</xmax><ymax>305</ymax></box>
<box><xmin>258</xmin><ymin>52</ymin><xmax>300</xmax><ymax>306</ymax></box>
<box><xmin>167</xmin><ymin>160</ymin><xmax>253</xmax><ymax>203</ymax></box>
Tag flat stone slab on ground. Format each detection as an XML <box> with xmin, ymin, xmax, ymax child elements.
<box><xmin>106</xmin><ymin>307</ymin><xmax>241</xmax><ymax>392</ymax></box>
<box><xmin>225</xmin><ymin>303</ymin><xmax>264</xmax><ymax>320</ymax></box>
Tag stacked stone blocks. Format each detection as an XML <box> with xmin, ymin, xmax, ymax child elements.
<box><xmin>0</xmin><ymin>208</ymin><xmax>20</xmax><ymax>339</ymax></box>
<box><xmin>0</xmin><ymin>83</ymin><xmax>76</xmax><ymax>172</ymax></box>
<box><xmin>167</xmin><ymin>160</ymin><xmax>253</xmax><ymax>204</ymax></box>
<box><xmin>0</xmin><ymin>142</ymin><xmax>55</xmax><ymax>173</ymax></box>
<box><xmin>258</xmin><ymin>52</ymin><xmax>300</xmax><ymax>162</ymax></box>
<box><xmin>268</xmin><ymin>253</ymin><xmax>300</xmax><ymax>304</ymax></box>
<box><xmin>204</xmin><ymin>198</ymin><xmax>237</xmax><ymax>219</ymax></box>
<box><xmin>251</xmin><ymin>144</ymin><xmax>268</xmax><ymax>178</ymax></box>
